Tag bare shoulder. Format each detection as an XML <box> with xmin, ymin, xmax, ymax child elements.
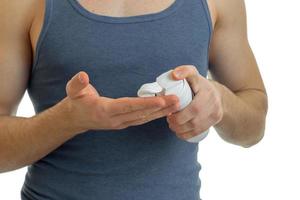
<box><xmin>0</xmin><ymin>0</ymin><xmax>40</xmax><ymax>31</ymax></box>
<box><xmin>207</xmin><ymin>0</ymin><xmax>267</xmax><ymax>94</ymax></box>
<box><xmin>206</xmin><ymin>0</ymin><xmax>247</xmax><ymax>32</ymax></box>
<box><xmin>0</xmin><ymin>0</ymin><xmax>42</xmax><ymax>116</ymax></box>
<box><xmin>210</xmin><ymin>0</ymin><xmax>247</xmax><ymax>29</ymax></box>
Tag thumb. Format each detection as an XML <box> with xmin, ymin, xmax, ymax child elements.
<box><xmin>66</xmin><ymin>71</ymin><xmax>89</xmax><ymax>99</ymax></box>
<box><xmin>172</xmin><ymin>65</ymin><xmax>201</xmax><ymax>94</ymax></box>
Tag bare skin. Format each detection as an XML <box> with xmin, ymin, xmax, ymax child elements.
<box><xmin>167</xmin><ymin>0</ymin><xmax>268</xmax><ymax>147</ymax></box>
<box><xmin>0</xmin><ymin>0</ymin><xmax>268</xmax><ymax>173</ymax></box>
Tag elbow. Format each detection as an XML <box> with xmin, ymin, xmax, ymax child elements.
<box><xmin>0</xmin><ymin>156</ymin><xmax>12</xmax><ymax>174</ymax></box>
<box><xmin>218</xmin><ymin>110</ymin><xmax>268</xmax><ymax>148</ymax></box>
<box><xmin>242</xmin><ymin>96</ymin><xmax>268</xmax><ymax>148</ymax></box>
<box><xmin>0</xmin><ymin>152</ymin><xmax>23</xmax><ymax>174</ymax></box>
<box><xmin>240</xmin><ymin>115</ymin><xmax>267</xmax><ymax>148</ymax></box>
<box><xmin>0</xmin><ymin>160</ymin><xmax>10</xmax><ymax>174</ymax></box>
<box><xmin>0</xmin><ymin>161</ymin><xmax>23</xmax><ymax>174</ymax></box>
<box><xmin>240</xmin><ymin>130</ymin><xmax>265</xmax><ymax>148</ymax></box>
<box><xmin>219</xmin><ymin>90</ymin><xmax>268</xmax><ymax>148</ymax></box>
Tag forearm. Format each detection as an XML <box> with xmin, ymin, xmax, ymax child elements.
<box><xmin>210</xmin><ymin>80</ymin><xmax>268</xmax><ymax>147</ymax></box>
<box><xmin>0</xmin><ymin>97</ymin><xmax>82</xmax><ymax>173</ymax></box>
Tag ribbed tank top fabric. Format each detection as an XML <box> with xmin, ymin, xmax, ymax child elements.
<box><xmin>22</xmin><ymin>0</ymin><xmax>212</xmax><ymax>199</ymax></box>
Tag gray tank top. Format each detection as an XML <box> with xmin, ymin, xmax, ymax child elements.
<box><xmin>22</xmin><ymin>0</ymin><xmax>212</xmax><ymax>199</ymax></box>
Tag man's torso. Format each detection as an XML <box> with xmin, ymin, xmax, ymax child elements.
<box><xmin>29</xmin><ymin>0</ymin><xmax>217</xmax><ymax>60</ymax></box>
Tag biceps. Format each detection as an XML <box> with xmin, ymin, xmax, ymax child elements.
<box><xmin>209</xmin><ymin>33</ymin><xmax>265</xmax><ymax>92</ymax></box>
<box><xmin>208</xmin><ymin>0</ymin><xmax>266</xmax><ymax>93</ymax></box>
<box><xmin>0</xmin><ymin>3</ymin><xmax>33</xmax><ymax>115</ymax></box>
<box><xmin>0</xmin><ymin>47</ymin><xmax>31</xmax><ymax>114</ymax></box>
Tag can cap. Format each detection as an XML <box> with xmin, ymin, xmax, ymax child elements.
<box><xmin>137</xmin><ymin>82</ymin><xmax>163</xmax><ymax>97</ymax></box>
<box><xmin>156</xmin><ymin>70</ymin><xmax>183</xmax><ymax>90</ymax></box>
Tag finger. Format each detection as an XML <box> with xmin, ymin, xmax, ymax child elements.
<box><xmin>167</xmin><ymin>102</ymin><xmax>199</xmax><ymax>125</ymax></box>
<box><xmin>112</xmin><ymin>103</ymin><xmax>165</xmax><ymax>123</ymax></box>
<box><xmin>171</xmin><ymin>65</ymin><xmax>202</xmax><ymax>94</ymax></box>
<box><xmin>141</xmin><ymin>102</ymin><xmax>180</xmax><ymax>121</ymax></box>
<box><xmin>180</xmin><ymin>128</ymin><xmax>208</xmax><ymax>140</ymax></box>
<box><xmin>178</xmin><ymin>117</ymin><xmax>213</xmax><ymax>140</ymax></box>
<box><xmin>120</xmin><ymin>102</ymin><xmax>180</xmax><ymax>128</ymax></box>
<box><xmin>107</xmin><ymin>95</ymin><xmax>179</xmax><ymax>116</ymax></box>
<box><xmin>66</xmin><ymin>71</ymin><xmax>89</xmax><ymax>99</ymax></box>
<box><xmin>167</xmin><ymin>117</ymin><xmax>195</xmax><ymax>134</ymax></box>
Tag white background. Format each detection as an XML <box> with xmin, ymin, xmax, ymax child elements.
<box><xmin>1</xmin><ymin>0</ymin><xmax>300</xmax><ymax>199</ymax></box>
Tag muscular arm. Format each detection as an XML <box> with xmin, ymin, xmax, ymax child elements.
<box><xmin>0</xmin><ymin>0</ymin><xmax>81</xmax><ymax>173</ymax></box>
<box><xmin>208</xmin><ymin>0</ymin><xmax>268</xmax><ymax>147</ymax></box>
<box><xmin>0</xmin><ymin>0</ymin><xmax>179</xmax><ymax>173</ymax></box>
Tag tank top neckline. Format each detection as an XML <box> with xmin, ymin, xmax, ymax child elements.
<box><xmin>67</xmin><ymin>0</ymin><xmax>184</xmax><ymax>24</ymax></box>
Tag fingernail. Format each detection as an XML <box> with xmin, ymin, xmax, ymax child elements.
<box><xmin>174</xmin><ymin>70</ymin><xmax>182</xmax><ymax>78</ymax></box>
<box><xmin>78</xmin><ymin>73</ymin><xmax>84</xmax><ymax>83</ymax></box>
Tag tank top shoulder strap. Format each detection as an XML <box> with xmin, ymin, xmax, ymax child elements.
<box><xmin>32</xmin><ymin>0</ymin><xmax>213</xmax><ymax>74</ymax></box>
<box><xmin>200</xmin><ymin>0</ymin><xmax>213</xmax><ymax>33</ymax></box>
<box><xmin>32</xmin><ymin>0</ymin><xmax>82</xmax><ymax>73</ymax></box>
<box><xmin>32</xmin><ymin>0</ymin><xmax>53</xmax><ymax>72</ymax></box>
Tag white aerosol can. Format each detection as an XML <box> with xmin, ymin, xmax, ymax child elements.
<box><xmin>137</xmin><ymin>69</ymin><xmax>209</xmax><ymax>143</ymax></box>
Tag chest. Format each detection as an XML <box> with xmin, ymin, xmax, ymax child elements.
<box><xmin>30</xmin><ymin>0</ymin><xmax>177</xmax><ymax>57</ymax></box>
<box><xmin>28</xmin><ymin>0</ymin><xmax>212</xmax><ymax>100</ymax></box>
<box><xmin>77</xmin><ymin>0</ymin><xmax>176</xmax><ymax>17</ymax></box>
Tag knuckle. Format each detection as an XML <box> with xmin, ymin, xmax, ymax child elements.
<box><xmin>191</xmin><ymin>105</ymin><xmax>201</xmax><ymax>114</ymax></box>
<box><xmin>190</xmin><ymin>118</ymin><xmax>198</xmax><ymax>128</ymax></box>
<box><xmin>210</xmin><ymin>110</ymin><xmax>221</xmax><ymax>121</ymax></box>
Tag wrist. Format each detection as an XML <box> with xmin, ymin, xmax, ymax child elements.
<box><xmin>208</xmin><ymin>79</ymin><xmax>226</xmax><ymax>127</ymax></box>
<box><xmin>30</xmin><ymin>97</ymin><xmax>87</xmax><ymax>138</ymax></box>
<box><xmin>56</xmin><ymin>97</ymin><xmax>89</xmax><ymax>135</ymax></box>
